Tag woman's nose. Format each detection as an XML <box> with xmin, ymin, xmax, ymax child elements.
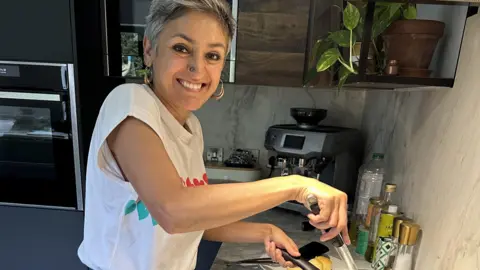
<box><xmin>187</xmin><ymin>55</ymin><xmax>205</xmax><ymax>75</ymax></box>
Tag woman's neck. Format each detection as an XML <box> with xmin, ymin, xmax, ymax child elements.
<box><xmin>153</xmin><ymin>87</ymin><xmax>190</xmax><ymax>126</ymax></box>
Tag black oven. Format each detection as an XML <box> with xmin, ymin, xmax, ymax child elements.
<box><xmin>100</xmin><ymin>0</ymin><xmax>238</xmax><ymax>83</ymax></box>
<box><xmin>0</xmin><ymin>61</ymin><xmax>83</xmax><ymax>211</ymax></box>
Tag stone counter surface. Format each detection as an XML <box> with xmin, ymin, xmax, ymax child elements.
<box><xmin>211</xmin><ymin>207</ymin><xmax>370</xmax><ymax>270</ymax></box>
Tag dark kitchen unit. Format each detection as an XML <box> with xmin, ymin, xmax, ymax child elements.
<box><xmin>0</xmin><ymin>62</ymin><xmax>83</xmax><ymax>211</ymax></box>
<box><xmin>0</xmin><ymin>61</ymin><xmax>87</xmax><ymax>270</ymax></box>
<box><xmin>0</xmin><ymin>0</ymin><xmax>89</xmax><ymax>269</ymax></box>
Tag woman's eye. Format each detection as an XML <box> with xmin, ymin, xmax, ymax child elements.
<box><xmin>173</xmin><ymin>45</ymin><xmax>189</xmax><ymax>54</ymax></box>
<box><xmin>207</xmin><ymin>53</ymin><xmax>221</xmax><ymax>61</ymax></box>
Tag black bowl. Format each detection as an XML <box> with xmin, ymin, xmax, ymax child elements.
<box><xmin>290</xmin><ymin>108</ymin><xmax>327</xmax><ymax>127</ymax></box>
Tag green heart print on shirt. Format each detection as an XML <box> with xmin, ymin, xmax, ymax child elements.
<box><xmin>124</xmin><ymin>200</ymin><xmax>158</xmax><ymax>226</ymax></box>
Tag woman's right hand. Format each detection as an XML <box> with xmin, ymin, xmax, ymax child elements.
<box><xmin>290</xmin><ymin>175</ymin><xmax>350</xmax><ymax>244</ymax></box>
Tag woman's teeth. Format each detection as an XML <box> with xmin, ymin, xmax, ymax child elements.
<box><xmin>179</xmin><ymin>79</ymin><xmax>203</xmax><ymax>91</ymax></box>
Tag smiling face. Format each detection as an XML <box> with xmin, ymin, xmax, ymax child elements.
<box><xmin>143</xmin><ymin>10</ymin><xmax>229</xmax><ymax>113</ymax></box>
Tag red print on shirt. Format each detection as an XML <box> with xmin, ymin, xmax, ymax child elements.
<box><xmin>183</xmin><ymin>173</ymin><xmax>208</xmax><ymax>187</ymax></box>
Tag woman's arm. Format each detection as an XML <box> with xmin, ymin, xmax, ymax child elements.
<box><xmin>204</xmin><ymin>221</ymin><xmax>301</xmax><ymax>268</ymax></box>
<box><xmin>108</xmin><ymin>117</ymin><xmax>348</xmax><ymax>240</ymax></box>
<box><xmin>203</xmin><ymin>221</ymin><xmax>273</xmax><ymax>243</ymax></box>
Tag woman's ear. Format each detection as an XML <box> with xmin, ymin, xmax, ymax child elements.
<box><xmin>143</xmin><ymin>36</ymin><xmax>154</xmax><ymax>66</ymax></box>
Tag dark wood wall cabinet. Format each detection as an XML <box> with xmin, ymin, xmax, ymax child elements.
<box><xmin>234</xmin><ymin>0</ymin><xmax>313</xmax><ymax>87</ymax></box>
<box><xmin>334</xmin><ymin>0</ymin><xmax>479</xmax><ymax>90</ymax></box>
<box><xmin>97</xmin><ymin>0</ymin><xmax>478</xmax><ymax>90</ymax></box>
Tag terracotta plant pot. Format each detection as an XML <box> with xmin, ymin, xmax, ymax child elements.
<box><xmin>382</xmin><ymin>19</ymin><xmax>445</xmax><ymax>77</ymax></box>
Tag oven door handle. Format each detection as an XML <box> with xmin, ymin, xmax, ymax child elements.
<box><xmin>0</xmin><ymin>91</ymin><xmax>61</xmax><ymax>102</ymax></box>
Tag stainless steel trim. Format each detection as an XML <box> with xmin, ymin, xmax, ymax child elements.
<box><xmin>0</xmin><ymin>202</ymin><xmax>76</xmax><ymax>211</ymax></box>
<box><xmin>120</xmin><ymin>23</ymin><xmax>146</xmax><ymax>28</ymax></box>
<box><xmin>61</xmin><ymin>65</ymin><xmax>68</xmax><ymax>89</ymax></box>
<box><xmin>0</xmin><ymin>91</ymin><xmax>61</xmax><ymax>101</ymax></box>
<box><xmin>67</xmin><ymin>64</ymin><xmax>84</xmax><ymax>211</ymax></box>
<box><xmin>0</xmin><ymin>60</ymin><xmax>67</xmax><ymax>67</ymax></box>
<box><xmin>62</xmin><ymin>101</ymin><xmax>67</xmax><ymax>121</ymax></box>
<box><xmin>229</xmin><ymin>0</ymin><xmax>238</xmax><ymax>83</ymax></box>
<box><xmin>102</xmin><ymin>0</ymin><xmax>110</xmax><ymax>76</ymax></box>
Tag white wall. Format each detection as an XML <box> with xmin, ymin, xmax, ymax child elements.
<box><xmin>195</xmin><ymin>85</ymin><xmax>365</xmax><ymax>174</ymax></box>
<box><xmin>361</xmin><ymin>14</ymin><xmax>480</xmax><ymax>269</ymax></box>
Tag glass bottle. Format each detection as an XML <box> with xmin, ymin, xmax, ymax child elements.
<box><xmin>392</xmin><ymin>222</ymin><xmax>420</xmax><ymax>270</ymax></box>
<box><xmin>365</xmin><ymin>183</ymin><xmax>396</xmax><ymax>262</ymax></box>
<box><xmin>352</xmin><ymin>153</ymin><xmax>385</xmax><ymax>244</ymax></box>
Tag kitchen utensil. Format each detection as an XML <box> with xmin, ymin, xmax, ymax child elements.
<box><xmin>229</xmin><ymin>242</ymin><xmax>330</xmax><ymax>269</ymax></box>
<box><xmin>290</xmin><ymin>108</ymin><xmax>327</xmax><ymax>128</ymax></box>
<box><xmin>306</xmin><ymin>194</ymin><xmax>359</xmax><ymax>270</ymax></box>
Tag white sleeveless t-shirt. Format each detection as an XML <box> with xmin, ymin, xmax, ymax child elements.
<box><xmin>77</xmin><ymin>83</ymin><xmax>208</xmax><ymax>270</ymax></box>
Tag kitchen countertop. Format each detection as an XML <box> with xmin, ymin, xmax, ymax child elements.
<box><xmin>208</xmin><ymin>178</ymin><xmax>371</xmax><ymax>269</ymax></box>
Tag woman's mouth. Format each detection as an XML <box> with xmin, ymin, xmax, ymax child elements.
<box><xmin>177</xmin><ymin>79</ymin><xmax>207</xmax><ymax>92</ymax></box>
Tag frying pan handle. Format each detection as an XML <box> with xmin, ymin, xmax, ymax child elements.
<box><xmin>280</xmin><ymin>249</ymin><xmax>320</xmax><ymax>270</ymax></box>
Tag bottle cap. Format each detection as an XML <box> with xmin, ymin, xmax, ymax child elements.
<box><xmin>399</xmin><ymin>222</ymin><xmax>421</xmax><ymax>245</ymax></box>
<box><xmin>369</xmin><ymin>196</ymin><xmax>383</xmax><ymax>205</ymax></box>
<box><xmin>387</xmin><ymin>204</ymin><xmax>398</xmax><ymax>214</ymax></box>
<box><xmin>385</xmin><ymin>184</ymin><xmax>397</xmax><ymax>193</ymax></box>
<box><xmin>393</xmin><ymin>216</ymin><xmax>412</xmax><ymax>239</ymax></box>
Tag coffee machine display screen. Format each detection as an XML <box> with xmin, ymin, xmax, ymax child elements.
<box><xmin>283</xmin><ymin>135</ymin><xmax>305</xmax><ymax>149</ymax></box>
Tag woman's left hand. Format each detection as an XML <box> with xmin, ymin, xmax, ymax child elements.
<box><xmin>264</xmin><ymin>225</ymin><xmax>301</xmax><ymax>268</ymax></box>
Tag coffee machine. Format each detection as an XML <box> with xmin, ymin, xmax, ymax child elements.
<box><xmin>264</xmin><ymin>108</ymin><xmax>363</xmax><ymax>215</ymax></box>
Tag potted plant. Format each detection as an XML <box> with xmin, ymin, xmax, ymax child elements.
<box><xmin>309</xmin><ymin>2</ymin><xmax>361</xmax><ymax>89</ymax></box>
<box><xmin>373</xmin><ymin>3</ymin><xmax>445</xmax><ymax>77</ymax></box>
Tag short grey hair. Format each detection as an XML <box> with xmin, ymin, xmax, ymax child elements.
<box><xmin>145</xmin><ymin>0</ymin><xmax>236</xmax><ymax>51</ymax></box>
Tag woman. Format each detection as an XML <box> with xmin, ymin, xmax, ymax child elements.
<box><xmin>77</xmin><ymin>0</ymin><xmax>350</xmax><ymax>269</ymax></box>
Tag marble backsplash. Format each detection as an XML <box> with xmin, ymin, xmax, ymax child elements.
<box><xmin>195</xmin><ymin>85</ymin><xmax>365</xmax><ymax>174</ymax></box>
<box><xmin>360</xmin><ymin>15</ymin><xmax>480</xmax><ymax>270</ymax></box>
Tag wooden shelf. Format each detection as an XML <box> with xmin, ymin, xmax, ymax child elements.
<box><xmin>343</xmin><ymin>74</ymin><xmax>454</xmax><ymax>90</ymax></box>
<box><xmin>348</xmin><ymin>0</ymin><xmax>476</xmax><ymax>5</ymax></box>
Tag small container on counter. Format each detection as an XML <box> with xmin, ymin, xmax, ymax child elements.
<box><xmin>388</xmin><ymin>216</ymin><xmax>412</xmax><ymax>267</ymax></box>
<box><xmin>371</xmin><ymin>204</ymin><xmax>400</xmax><ymax>269</ymax></box>
<box><xmin>365</xmin><ymin>184</ymin><xmax>396</xmax><ymax>263</ymax></box>
<box><xmin>365</xmin><ymin>199</ymin><xmax>383</xmax><ymax>262</ymax></box>
<box><xmin>355</xmin><ymin>224</ymin><xmax>369</xmax><ymax>256</ymax></box>
<box><xmin>392</xmin><ymin>222</ymin><xmax>421</xmax><ymax>270</ymax></box>
<box><xmin>366</xmin><ymin>197</ymin><xmax>383</xmax><ymax>228</ymax></box>
<box><xmin>384</xmin><ymin>60</ymin><xmax>399</xmax><ymax>76</ymax></box>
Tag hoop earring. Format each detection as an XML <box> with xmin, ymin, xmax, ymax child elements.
<box><xmin>212</xmin><ymin>80</ymin><xmax>224</xmax><ymax>100</ymax></box>
<box><xmin>144</xmin><ymin>66</ymin><xmax>153</xmax><ymax>85</ymax></box>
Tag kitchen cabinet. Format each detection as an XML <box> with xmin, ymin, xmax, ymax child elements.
<box><xmin>101</xmin><ymin>0</ymin><xmax>237</xmax><ymax>83</ymax></box>
<box><xmin>0</xmin><ymin>0</ymin><xmax>74</xmax><ymax>63</ymax></box>
<box><xmin>234</xmin><ymin>0</ymin><xmax>338</xmax><ymax>87</ymax></box>
<box><xmin>314</xmin><ymin>1</ymin><xmax>479</xmax><ymax>90</ymax></box>
<box><xmin>0</xmin><ymin>206</ymin><xmax>86</xmax><ymax>270</ymax></box>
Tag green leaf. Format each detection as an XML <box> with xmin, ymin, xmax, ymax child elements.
<box><xmin>338</xmin><ymin>66</ymin><xmax>352</xmax><ymax>90</ymax></box>
<box><xmin>372</xmin><ymin>8</ymin><xmax>394</xmax><ymax>38</ymax></box>
<box><xmin>329</xmin><ymin>30</ymin><xmax>356</xmax><ymax>48</ymax></box>
<box><xmin>403</xmin><ymin>4</ymin><xmax>417</xmax><ymax>19</ymax></box>
<box><xmin>343</xmin><ymin>2</ymin><xmax>360</xmax><ymax>31</ymax></box>
<box><xmin>311</xmin><ymin>39</ymin><xmax>332</xmax><ymax>63</ymax></box>
<box><xmin>303</xmin><ymin>67</ymin><xmax>318</xmax><ymax>86</ymax></box>
<box><xmin>388</xmin><ymin>3</ymin><xmax>403</xmax><ymax>17</ymax></box>
<box><xmin>316</xmin><ymin>48</ymin><xmax>341</xmax><ymax>72</ymax></box>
